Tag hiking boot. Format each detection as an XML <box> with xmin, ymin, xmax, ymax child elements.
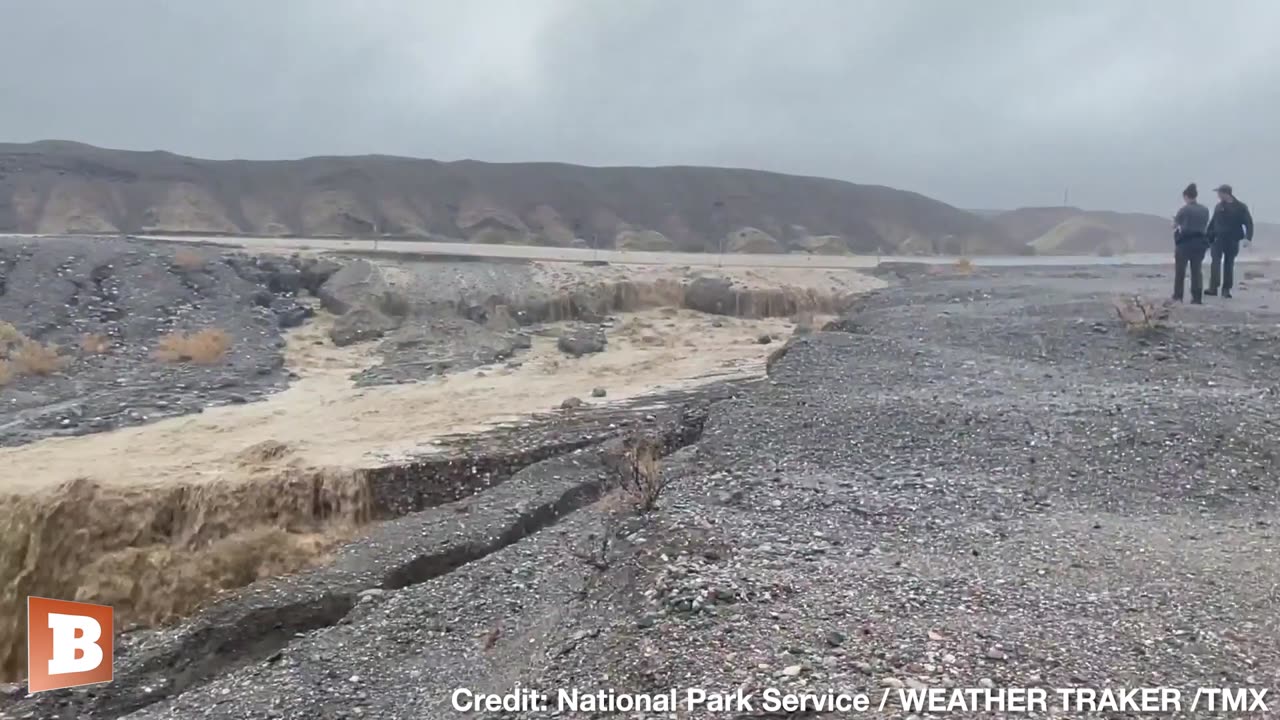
<box><xmin>1172</xmin><ymin>295</ymin><xmax>1183</xmax><ymax>302</ymax></box>
<box><xmin>1223</xmin><ymin>289</ymin><xmax>1233</xmax><ymax>298</ymax></box>
<box><xmin>1191</xmin><ymin>298</ymin><xmax>1203</xmax><ymax>304</ymax></box>
<box><xmin>1205</xmin><ymin>288</ymin><xmax>1219</xmax><ymax>296</ymax></box>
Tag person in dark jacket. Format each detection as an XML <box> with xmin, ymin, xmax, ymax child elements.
<box><xmin>1172</xmin><ymin>183</ymin><xmax>1210</xmax><ymax>303</ymax></box>
<box><xmin>1206</xmin><ymin>184</ymin><xmax>1254</xmax><ymax>298</ymax></box>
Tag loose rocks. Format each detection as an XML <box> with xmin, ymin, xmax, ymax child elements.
<box><xmin>329</xmin><ymin>305</ymin><xmax>401</xmax><ymax>347</ymax></box>
<box><xmin>557</xmin><ymin>325</ymin><xmax>607</xmax><ymax>357</ymax></box>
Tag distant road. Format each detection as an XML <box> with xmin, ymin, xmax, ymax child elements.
<box><xmin>4</xmin><ymin>233</ymin><xmax>1275</xmax><ymax>268</ymax></box>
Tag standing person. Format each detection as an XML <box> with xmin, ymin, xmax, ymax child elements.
<box><xmin>1206</xmin><ymin>184</ymin><xmax>1255</xmax><ymax>298</ymax></box>
<box><xmin>1173</xmin><ymin>183</ymin><xmax>1210</xmax><ymax>303</ymax></box>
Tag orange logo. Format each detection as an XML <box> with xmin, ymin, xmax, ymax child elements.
<box><xmin>27</xmin><ymin>597</ymin><xmax>113</xmax><ymax>693</ymax></box>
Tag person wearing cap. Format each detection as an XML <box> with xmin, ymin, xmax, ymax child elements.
<box><xmin>1206</xmin><ymin>184</ymin><xmax>1255</xmax><ymax>298</ymax></box>
<box><xmin>1172</xmin><ymin>183</ymin><xmax>1210</xmax><ymax>303</ymax></box>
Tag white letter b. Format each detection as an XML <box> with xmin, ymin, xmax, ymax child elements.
<box><xmin>47</xmin><ymin>612</ymin><xmax>102</xmax><ymax>675</ymax></box>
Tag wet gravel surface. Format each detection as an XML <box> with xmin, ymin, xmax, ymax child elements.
<box><xmin>0</xmin><ymin>238</ymin><xmax>334</xmax><ymax>446</ymax></box>
<box><xmin>92</xmin><ymin>264</ymin><xmax>1280</xmax><ymax>719</ymax></box>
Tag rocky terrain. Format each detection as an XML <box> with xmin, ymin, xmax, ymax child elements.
<box><xmin>1</xmin><ymin>236</ymin><xmax>849</xmax><ymax>445</ymax></box>
<box><xmin>5</xmin><ymin>259</ymin><xmax>1279</xmax><ymax>719</ymax></box>
<box><xmin>993</xmin><ymin>205</ymin><xmax>1280</xmax><ymax>255</ymax></box>
<box><xmin>0</xmin><ymin>238</ymin><xmax>331</xmax><ymax>445</ymax></box>
<box><xmin>0</xmin><ymin>235</ymin><xmax>879</xmax><ymax>687</ymax></box>
<box><xmin>0</xmin><ymin>140</ymin><xmax>1025</xmax><ymax>256</ymax></box>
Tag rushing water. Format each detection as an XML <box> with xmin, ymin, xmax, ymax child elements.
<box><xmin>10</xmin><ymin>234</ymin><xmax>1276</xmax><ymax>269</ymax></box>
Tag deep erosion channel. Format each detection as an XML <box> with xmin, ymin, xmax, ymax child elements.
<box><xmin>3</xmin><ymin>395</ymin><xmax>717</xmax><ymax>718</ymax></box>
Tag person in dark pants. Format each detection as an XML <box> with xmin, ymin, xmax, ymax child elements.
<box><xmin>1206</xmin><ymin>184</ymin><xmax>1255</xmax><ymax>298</ymax></box>
<box><xmin>1172</xmin><ymin>183</ymin><xmax>1210</xmax><ymax>303</ymax></box>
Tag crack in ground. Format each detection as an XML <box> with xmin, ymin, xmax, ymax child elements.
<box><xmin>13</xmin><ymin>404</ymin><xmax>711</xmax><ymax>720</ymax></box>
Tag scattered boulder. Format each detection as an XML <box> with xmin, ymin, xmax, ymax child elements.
<box><xmin>557</xmin><ymin>325</ymin><xmax>607</xmax><ymax>357</ymax></box>
<box><xmin>757</xmin><ymin>334</ymin><xmax>773</xmax><ymax>345</ymax></box>
<box><xmin>263</xmin><ymin>266</ymin><xmax>304</xmax><ymax>295</ymax></box>
<box><xmin>329</xmin><ymin>305</ymin><xmax>400</xmax><ymax>347</ymax></box>
<box><xmin>297</xmin><ymin>257</ymin><xmax>342</xmax><ymax>293</ymax></box>
<box><xmin>316</xmin><ymin>260</ymin><xmax>391</xmax><ymax>315</ymax></box>
<box><xmin>378</xmin><ymin>290</ymin><xmax>411</xmax><ymax>319</ymax></box>
<box><xmin>683</xmin><ymin>277</ymin><xmax>740</xmax><ymax>316</ymax></box>
<box><xmin>485</xmin><ymin>305</ymin><xmax>519</xmax><ymax>332</ymax></box>
<box><xmin>591</xmin><ymin>387</ymin><xmax>607</xmax><ymax>398</ymax></box>
<box><xmin>561</xmin><ymin>397</ymin><xmax>585</xmax><ymax>410</ymax></box>
<box><xmin>272</xmin><ymin>299</ymin><xmax>314</xmax><ymax>329</ymax></box>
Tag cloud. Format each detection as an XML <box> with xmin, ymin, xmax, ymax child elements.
<box><xmin>1</xmin><ymin>0</ymin><xmax>1275</xmax><ymax>217</ymax></box>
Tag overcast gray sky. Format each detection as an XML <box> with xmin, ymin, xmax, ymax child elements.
<box><xmin>2</xmin><ymin>0</ymin><xmax>1275</xmax><ymax>217</ymax></box>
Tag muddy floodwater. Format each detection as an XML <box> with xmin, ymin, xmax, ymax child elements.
<box><xmin>10</xmin><ymin>233</ymin><xmax>1276</xmax><ymax>269</ymax></box>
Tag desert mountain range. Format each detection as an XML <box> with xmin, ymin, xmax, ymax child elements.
<box><xmin>0</xmin><ymin>141</ymin><xmax>1268</xmax><ymax>255</ymax></box>
<box><xmin>992</xmin><ymin>206</ymin><xmax>1276</xmax><ymax>256</ymax></box>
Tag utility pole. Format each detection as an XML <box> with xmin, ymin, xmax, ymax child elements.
<box><xmin>1063</xmin><ymin>187</ymin><xmax>1069</xmax><ymax>207</ymax></box>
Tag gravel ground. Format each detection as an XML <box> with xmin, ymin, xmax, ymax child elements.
<box><xmin>60</xmin><ymin>263</ymin><xmax>1276</xmax><ymax>720</ymax></box>
<box><xmin>0</xmin><ymin>237</ymin><xmax>337</xmax><ymax>446</ymax></box>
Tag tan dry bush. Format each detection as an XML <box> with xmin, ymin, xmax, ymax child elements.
<box><xmin>171</xmin><ymin>249</ymin><xmax>208</xmax><ymax>271</ymax></box>
<box><xmin>153</xmin><ymin>328</ymin><xmax>233</xmax><ymax>364</ymax></box>
<box><xmin>80</xmin><ymin>333</ymin><xmax>111</xmax><ymax>355</ymax></box>
<box><xmin>10</xmin><ymin>340</ymin><xmax>64</xmax><ymax>376</ymax></box>
<box><xmin>0</xmin><ymin>321</ymin><xmax>24</xmax><ymax>350</ymax></box>
<box><xmin>0</xmin><ymin>360</ymin><xmax>12</xmax><ymax>387</ymax></box>
<box><xmin>955</xmin><ymin>258</ymin><xmax>975</xmax><ymax>274</ymax></box>
<box><xmin>614</xmin><ymin>433</ymin><xmax>666</xmax><ymax>513</ymax></box>
<box><xmin>1112</xmin><ymin>294</ymin><xmax>1172</xmax><ymax>333</ymax></box>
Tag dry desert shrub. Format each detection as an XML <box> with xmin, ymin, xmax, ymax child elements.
<box><xmin>80</xmin><ymin>333</ymin><xmax>111</xmax><ymax>355</ymax></box>
<box><xmin>0</xmin><ymin>322</ymin><xmax>65</xmax><ymax>379</ymax></box>
<box><xmin>1112</xmin><ymin>294</ymin><xmax>1172</xmax><ymax>333</ymax></box>
<box><xmin>0</xmin><ymin>321</ymin><xmax>22</xmax><ymax>350</ymax></box>
<box><xmin>615</xmin><ymin>433</ymin><xmax>667</xmax><ymax>513</ymax></box>
<box><xmin>955</xmin><ymin>257</ymin><xmax>975</xmax><ymax>274</ymax></box>
<box><xmin>10</xmin><ymin>340</ymin><xmax>64</xmax><ymax>376</ymax></box>
<box><xmin>171</xmin><ymin>249</ymin><xmax>208</xmax><ymax>271</ymax></box>
<box><xmin>153</xmin><ymin>328</ymin><xmax>233</xmax><ymax>364</ymax></box>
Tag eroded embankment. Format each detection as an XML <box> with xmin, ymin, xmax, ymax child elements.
<box><xmin>6</xmin><ymin>395</ymin><xmax>719</xmax><ymax>719</ymax></box>
<box><xmin>0</xmin><ymin>430</ymin><xmax>622</xmax><ymax>683</ymax></box>
<box><xmin>453</xmin><ymin>266</ymin><xmax>869</xmax><ymax>326</ymax></box>
<box><xmin>0</xmin><ymin>254</ymin><xmax>881</xmax><ymax>690</ymax></box>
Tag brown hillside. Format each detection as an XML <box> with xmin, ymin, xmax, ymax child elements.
<box><xmin>995</xmin><ymin>206</ymin><xmax>1279</xmax><ymax>255</ymax></box>
<box><xmin>994</xmin><ymin>207</ymin><xmax>1171</xmax><ymax>255</ymax></box>
<box><xmin>0</xmin><ymin>140</ymin><xmax>1025</xmax><ymax>255</ymax></box>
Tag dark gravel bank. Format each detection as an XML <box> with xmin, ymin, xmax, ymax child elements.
<box><xmin>0</xmin><ymin>237</ymin><xmax>342</xmax><ymax>446</ymax></box>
